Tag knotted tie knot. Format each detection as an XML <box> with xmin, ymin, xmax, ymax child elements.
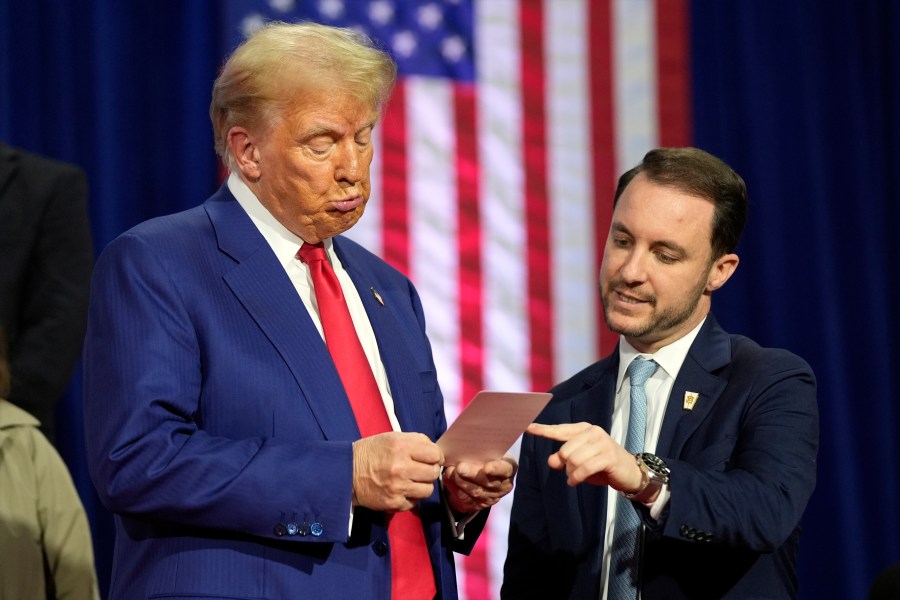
<box><xmin>296</xmin><ymin>241</ymin><xmax>327</xmax><ymax>263</ymax></box>
<box><xmin>627</xmin><ymin>357</ymin><xmax>658</xmax><ymax>391</ymax></box>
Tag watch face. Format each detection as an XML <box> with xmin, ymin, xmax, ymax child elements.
<box><xmin>640</xmin><ymin>453</ymin><xmax>669</xmax><ymax>476</ymax></box>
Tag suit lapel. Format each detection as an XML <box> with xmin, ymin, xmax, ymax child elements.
<box><xmin>205</xmin><ymin>189</ymin><xmax>360</xmax><ymax>441</ymax></box>
<box><xmin>656</xmin><ymin>316</ymin><xmax>732</xmax><ymax>456</ymax></box>
<box><xmin>334</xmin><ymin>238</ymin><xmax>433</xmax><ymax>437</ymax></box>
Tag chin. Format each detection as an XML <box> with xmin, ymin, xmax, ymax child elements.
<box><xmin>606</xmin><ymin>314</ymin><xmax>651</xmax><ymax>339</ymax></box>
<box><xmin>331</xmin><ymin>214</ymin><xmax>362</xmax><ymax>235</ymax></box>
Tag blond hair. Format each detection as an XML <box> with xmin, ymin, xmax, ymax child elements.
<box><xmin>210</xmin><ymin>21</ymin><xmax>397</xmax><ymax>171</ymax></box>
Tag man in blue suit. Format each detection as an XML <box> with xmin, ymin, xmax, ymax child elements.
<box><xmin>502</xmin><ymin>148</ymin><xmax>818</xmax><ymax>599</ymax></box>
<box><xmin>84</xmin><ymin>22</ymin><xmax>514</xmax><ymax>600</ymax></box>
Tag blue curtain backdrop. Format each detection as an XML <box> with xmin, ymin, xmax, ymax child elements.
<box><xmin>1</xmin><ymin>1</ymin><xmax>897</xmax><ymax>598</ymax></box>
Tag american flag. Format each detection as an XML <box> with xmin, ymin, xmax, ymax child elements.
<box><xmin>223</xmin><ymin>1</ymin><xmax>690</xmax><ymax>598</ymax></box>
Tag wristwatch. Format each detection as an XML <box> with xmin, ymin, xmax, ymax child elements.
<box><xmin>622</xmin><ymin>452</ymin><xmax>670</xmax><ymax>500</ymax></box>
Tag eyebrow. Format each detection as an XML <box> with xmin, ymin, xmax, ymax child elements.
<box><xmin>302</xmin><ymin>119</ymin><xmax>378</xmax><ymax>140</ymax></box>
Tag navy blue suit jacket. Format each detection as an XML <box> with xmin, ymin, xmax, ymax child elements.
<box><xmin>502</xmin><ymin>316</ymin><xmax>818</xmax><ymax>599</ymax></box>
<box><xmin>84</xmin><ymin>186</ymin><xmax>481</xmax><ymax>599</ymax></box>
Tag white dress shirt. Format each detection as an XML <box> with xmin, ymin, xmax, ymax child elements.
<box><xmin>598</xmin><ymin>318</ymin><xmax>706</xmax><ymax>599</ymax></box>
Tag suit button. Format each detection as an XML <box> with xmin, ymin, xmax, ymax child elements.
<box><xmin>298</xmin><ymin>521</ymin><xmax>311</xmax><ymax>536</ymax></box>
<box><xmin>679</xmin><ymin>525</ymin><xmax>690</xmax><ymax>538</ymax></box>
<box><xmin>274</xmin><ymin>523</ymin><xmax>288</xmax><ymax>537</ymax></box>
<box><xmin>373</xmin><ymin>540</ymin><xmax>388</xmax><ymax>556</ymax></box>
<box><xmin>310</xmin><ymin>521</ymin><xmax>324</xmax><ymax>537</ymax></box>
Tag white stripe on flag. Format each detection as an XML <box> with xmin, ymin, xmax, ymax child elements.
<box><xmin>406</xmin><ymin>77</ymin><xmax>462</xmax><ymax>414</ymax></box>
<box><xmin>614</xmin><ymin>0</ymin><xmax>660</xmax><ymax>169</ymax></box>
<box><xmin>474</xmin><ymin>4</ymin><xmax>526</xmax><ymax>597</ymax></box>
<box><xmin>477</xmin><ymin>0</ymin><xmax>528</xmax><ymax>396</ymax></box>
<box><xmin>547</xmin><ymin>0</ymin><xmax>599</xmax><ymax>382</ymax></box>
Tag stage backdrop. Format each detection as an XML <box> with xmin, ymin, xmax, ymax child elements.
<box><xmin>1</xmin><ymin>1</ymin><xmax>897</xmax><ymax>599</ymax></box>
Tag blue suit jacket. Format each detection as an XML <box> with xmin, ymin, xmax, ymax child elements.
<box><xmin>84</xmin><ymin>186</ymin><xmax>481</xmax><ymax>599</ymax></box>
<box><xmin>502</xmin><ymin>316</ymin><xmax>819</xmax><ymax>599</ymax></box>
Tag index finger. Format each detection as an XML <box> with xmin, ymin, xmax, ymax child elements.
<box><xmin>526</xmin><ymin>422</ymin><xmax>592</xmax><ymax>442</ymax></box>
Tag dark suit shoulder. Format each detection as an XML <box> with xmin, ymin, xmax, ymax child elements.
<box><xmin>108</xmin><ymin>205</ymin><xmax>211</xmax><ymax>247</ymax></box>
<box><xmin>726</xmin><ymin>333</ymin><xmax>815</xmax><ymax>380</ymax></box>
<box><xmin>0</xmin><ymin>143</ymin><xmax>86</xmax><ymax>197</ymax></box>
<box><xmin>1</xmin><ymin>143</ymin><xmax>85</xmax><ymax>174</ymax></box>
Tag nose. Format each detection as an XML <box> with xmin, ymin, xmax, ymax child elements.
<box><xmin>618</xmin><ymin>248</ymin><xmax>649</xmax><ymax>284</ymax></box>
<box><xmin>335</xmin><ymin>142</ymin><xmax>365</xmax><ymax>185</ymax></box>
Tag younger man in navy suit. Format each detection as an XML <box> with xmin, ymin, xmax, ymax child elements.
<box><xmin>503</xmin><ymin>147</ymin><xmax>818</xmax><ymax>599</ymax></box>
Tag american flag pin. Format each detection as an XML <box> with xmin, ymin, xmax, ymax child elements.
<box><xmin>370</xmin><ymin>287</ymin><xmax>384</xmax><ymax>306</ymax></box>
<box><xmin>683</xmin><ymin>391</ymin><xmax>699</xmax><ymax>411</ymax></box>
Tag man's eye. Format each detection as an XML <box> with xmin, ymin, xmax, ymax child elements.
<box><xmin>656</xmin><ymin>253</ymin><xmax>677</xmax><ymax>264</ymax></box>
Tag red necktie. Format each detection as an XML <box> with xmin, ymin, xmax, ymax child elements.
<box><xmin>297</xmin><ymin>242</ymin><xmax>437</xmax><ymax>600</ymax></box>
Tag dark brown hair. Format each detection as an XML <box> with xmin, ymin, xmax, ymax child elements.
<box><xmin>614</xmin><ymin>147</ymin><xmax>748</xmax><ymax>258</ymax></box>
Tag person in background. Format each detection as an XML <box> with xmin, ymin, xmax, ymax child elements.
<box><xmin>0</xmin><ymin>142</ymin><xmax>94</xmax><ymax>444</ymax></box>
<box><xmin>83</xmin><ymin>21</ymin><xmax>514</xmax><ymax>600</ymax></box>
<box><xmin>503</xmin><ymin>147</ymin><xmax>819</xmax><ymax>599</ymax></box>
<box><xmin>870</xmin><ymin>562</ymin><xmax>900</xmax><ymax>600</ymax></box>
<box><xmin>0</xmin><ymin>327</ymin><xmax>100</xmax><ymax>600</ymax></box>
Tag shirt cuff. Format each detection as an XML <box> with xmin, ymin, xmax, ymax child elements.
<box><xmin>646</xmin><ymin>483</ymin><xmax>670</xmax><ymax>521</ymax></box>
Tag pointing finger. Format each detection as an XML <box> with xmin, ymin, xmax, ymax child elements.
<box><xmin>527</xmin><ymin>422</ymin><xmax>593</xmax><ymax>442</ymax></box>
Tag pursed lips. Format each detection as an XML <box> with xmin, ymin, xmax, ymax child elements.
<box><xmin>329</xmin><ymin>196</ymin><xmax>364</xmax><ymax>212</ymax></box>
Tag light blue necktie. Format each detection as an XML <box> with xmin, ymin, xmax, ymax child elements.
<box><xmin>608</xmin><ymin>357</ymin><xmax>658</xmax><ymax>600</ymax></box>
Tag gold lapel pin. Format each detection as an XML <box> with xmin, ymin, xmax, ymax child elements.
<box><xmin>370</xmin><ymin>287</ymin><xmax>384</xmax><ymax>306</ymax></box>
<box><xmin>683</xmin><ymin>391</ymin><xmax>699</xmax><ymax>411</ymax></box>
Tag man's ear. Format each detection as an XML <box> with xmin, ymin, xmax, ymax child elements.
<box><xmin>706</xmin><ymin>253</ymin><xmax>739</xmax><ymax>293</ymax></box>
<box><xmin>226</xmin><ymin>126</ymin><xmax>261</xmax><ymax>181</ymax></box>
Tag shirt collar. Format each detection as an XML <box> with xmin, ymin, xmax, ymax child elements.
<box><xmin>227</xmin><ymin>173</ymin><xmax>336</xmax><ymax>266</ymax></box>
<box><xmin>615</xmin><ymin>316</ymin><xmax>707</xmax><ymax>391</ymax></box>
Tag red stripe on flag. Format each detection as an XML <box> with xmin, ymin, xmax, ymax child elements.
<box><xmin>589</xmin><ymin>0</ymin><xmax>619</xmax><ymax>358</ymax></box>
<box><xmin>521</xmin><ymin>0</ymin><xmax>554</xmax><ymax>392</ymax></box>
<box><xmin>455</xmin><ymin>82</ymin><xmax>490</xmax><ymax>600</ymax></box>
<box><xmin>455</xmin><ymin>83</ymin><xmax>484</xmax><ymax>409</ymax></box>
<box><xmin>380</xmin><ymin>81</ymin><xmax>411</xmax><ymax>275</ymax></box>
<box><xmin>656</xmin><ymin>0</ymin><xmax>692</xmax><ymax>146</ymax></box>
